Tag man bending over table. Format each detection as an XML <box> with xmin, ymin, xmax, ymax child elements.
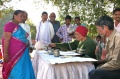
<box><xmin>49</xmin><ymin>26</ymin><xmax>96</xmax><ymax>59</ymax></box>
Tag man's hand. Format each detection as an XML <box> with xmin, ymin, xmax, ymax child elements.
<box><xmin>97</xmin><ymin>59</ymin><xmax>107</xmax><ymax>65</ymax></box>
<box><xmin>30</xmin><ymin>47</ymin><xmax>34</xmax><ymax>53</ymax></box>
<box><xmin>95</xmin><ymin>46</ymin><xmax>99</xmax><ymax>54</ymax></box>
<box><xmin>49</xmin><ymin>43</ymin><xmax>56</xmax><ymax>47</ymax></box>
<box><xmin>59</xmin><ymin>38</ymin><xmax>63</xmax><ymax>42</ymax></box>
<box><xmin>101</xmin><ymin>49</ymin><xmax>106</xmax><ymax>60</ymax></box>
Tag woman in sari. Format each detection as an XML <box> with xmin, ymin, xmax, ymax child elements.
<box><xmin>2</xmin><ymin>10</ymin><xmax>35</xmax><ymax>79</ymax></box>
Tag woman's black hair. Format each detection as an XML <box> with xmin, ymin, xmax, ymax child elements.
<box><xmin>12</xmin><ymin>10</ymin><xmax>23</xmax><ymax>20</ymax></box>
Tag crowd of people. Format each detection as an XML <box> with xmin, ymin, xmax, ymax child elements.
<box><xmin>1</xmin><ymin>7</ymin><xmax>120</xmax><ymax>79</ymax></box>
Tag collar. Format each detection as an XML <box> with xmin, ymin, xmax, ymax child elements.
<box><xmin>114</xmin><ymin>20</ymin><xmax>120</xmax><ymax>27</ymax></box>
<box><xmin>64</xmin><ymin>24</ymin><xmax>73</xmax><ymax>27</ymax></box>
<box><xmin>107</xmin><ymin>30</ymin><xmax>117</xmax><ymax>41</ymax></box>
<box><xmin>49</xmin><ymin>20</ymin><xmax>57</xmax><ymax>23</ymax></box>
<box><xmin>41</xmin><ymin>20</ymin><xmax>48</xmax><ymax>23</ymax></box>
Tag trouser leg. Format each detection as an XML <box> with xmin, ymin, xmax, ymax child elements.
<box><xmin>89</xmin><ymin>68</ymin><xmax>120</xmax><ymax>79</ymax></box>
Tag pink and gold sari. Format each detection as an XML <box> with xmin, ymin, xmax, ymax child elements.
<box><xmin>2</xmin><ymin>22</ymin><xmax>35</xmax><ymax>79</ymax></box>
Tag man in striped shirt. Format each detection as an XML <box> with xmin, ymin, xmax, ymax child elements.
<box><xmin>56</xmin><ymin>15</ymin><xmax>73</xmax><ymax>43</ymax></box>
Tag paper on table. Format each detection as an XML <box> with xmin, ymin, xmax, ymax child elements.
<box><xmin>47</xmin><ymin>57</ymin><xmax>98</xmax><ymax>64</ymax></box>
<box><xmin>37</xmin><ymin>50</ymin><xmax>48</xmax><ymax>54</ymax></box>
<box><xmin>60</xmin><ymin>51</ymin><xmax>80</xmax><ymax>56</ymax></box>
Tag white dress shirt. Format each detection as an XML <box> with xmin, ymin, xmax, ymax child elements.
<box><xmin>20</xmin><ymin>23</ymin><xmax>32</xmax><ymax>47</ymax></box>
<box><xmin>114</xmin><ymin>22</ymin><xmax>120</xmax><ymax>32</ymax></box>
<box><xmin>35</xmin><ymin>20</ymin><xmax>54</xmax><ymax>50</ymax></box>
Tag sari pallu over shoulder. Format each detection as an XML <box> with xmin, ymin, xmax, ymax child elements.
<box><xmin>2</xmin><ymin>24</ymin><xmax>29</xmax><ymax>79</ymax></box>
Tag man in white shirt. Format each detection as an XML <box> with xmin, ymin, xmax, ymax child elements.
<box><xmin>113</xmin><ymin>7</ymin><xmax>120</xmax><ymax>32</ymax></box>
<box><xmin>20</xmin><ymin>11</ymin><xmax>33</xmax><ymax>48</ymax></box>
<box><xmin>35</xmin><ymin>11</ymin><xmax>54</xmax><ymax>50</ymax></box>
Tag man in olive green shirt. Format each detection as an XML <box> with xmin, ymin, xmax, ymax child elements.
<box><xmin>49</xmin><ymin>26</ymin><xmax>96</xmax><ymax>58</ymax></box>
<box><xmin>89</xmin><ymin>15</ymin><xmax>120</xmax><ymax>79</ymax></box>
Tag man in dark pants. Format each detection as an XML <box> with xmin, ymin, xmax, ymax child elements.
<box><xmin>89</xmin><ymin>15</ymin><xmax>120</xmax><ymax>79</ymax></box>
<box><xmin>49</xmin><ymin>12</ymin><xmax>60</xmax><ymax>43</ymax></box>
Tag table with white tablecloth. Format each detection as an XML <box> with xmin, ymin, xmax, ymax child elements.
<box><xmin>32</xmin><ymin>50</ymin><xmax>95</xmax><ymax>79</ymax></box>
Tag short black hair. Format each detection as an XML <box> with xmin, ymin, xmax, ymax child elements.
<box><xmin>65</xmin><ymin>15</ymin><xmax>72</xmax><ymax>20</ymax></box>
<box><xmin>22</xmin><ymin>10</ymin><xmax>27</xmax><ymax>14</ymax></box>
<box><xmin>12</xmin><ymin>10</ymin><xmax>23</xmax><ymax>20</ymax></box>
<box><xmin>95</xmin><ymin>15</ymin><xmax>114</xmax><ymax>30</ymax></box>
<box><xmin>113</xmin><ymin>7</ymin><xmax>120</xmax><ymax>14</ymax></box>
<box><xmin>96</xmin><ymin>35</ymin><xmax>101</xmax><ymax>39</ymax></box>
<box><xmin>75</xmin><ymin>17</ymin><xmax>80</xmax><ymax>20</ymax></box>
<box><xmin>42</xmin><ymin>11</ymin><xmax>48</xmax><ymax>15</ymax></box>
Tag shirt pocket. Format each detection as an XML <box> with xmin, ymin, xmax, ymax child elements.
<box><xmin>108</xmin><ymin>42</ymin><xmax>113</xmax><ymax>49</ymax></box>
<box><xmin>108</xmin><ymin>42</ymin><xmax>115</xmax><ymax>56</ymax></box>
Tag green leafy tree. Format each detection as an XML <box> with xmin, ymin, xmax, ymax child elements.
<box><xmin>0</xmin><ymin>10</ymin><xmax>13</xmax><ymax>38</ymax></box>
<box><xmin>40</xmin><ymin>0</ymin><xmax>120</xmax><ymax>38</ymax></box>
<box><xmin>0</xmin><ymin>0</ymin><xmax>11</xmax><ymax>6</ymax></box>
<box><xmin>0</xmin><ymin>10</ymin><xmax>36</xmax><ymax>40</ymax></box>
<box><xmin>0</xmin><ymin>0</ymin><xmax>13</xmax><ymax>19</ymax></box>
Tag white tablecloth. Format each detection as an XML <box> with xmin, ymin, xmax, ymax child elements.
<box><xmin>32</xmin><ymin>50</ymin><xmax>95</xmax><ymax>79</ymax></box>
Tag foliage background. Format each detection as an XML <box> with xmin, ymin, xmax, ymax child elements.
<box><xmin>0</xmin><ymin>0</ymin><xmax>120</xmax><ymax>40</ymax></box>
<box><xmin>42</xmin><ymin>0</ymin><xmax>120</xmax><ymax>39</ymax></box>
<box><xmin>0</xmin><ymin>0</ymin><xmax>36</xmax><ymax>39</ymax></box>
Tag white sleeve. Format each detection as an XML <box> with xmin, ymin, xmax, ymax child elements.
<box><xmin>49</xmin><ymin>22</ymin><xmax>54</xmax><ymax>40</ymax></box>
<box><xmin>26</xmin><ymin>24</ymin><xmax>32</xmax><ymax>47</ymax></box>
<box><xmin>20</xmin><ymin>23</ymin><xmax>33</xmax><ymax>47</ymax></box>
